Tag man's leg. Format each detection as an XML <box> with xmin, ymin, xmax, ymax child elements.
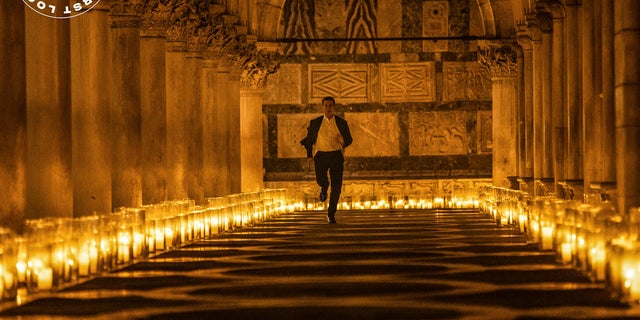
<box><xmin>314</xmin><ymin>152</ymin><xmax>329</xmax><ymax>201</ymax></box>
<box><xmin>327</xmin><ymin>151</ymin><xmax>344</xmax><ymax>220</ymax></box>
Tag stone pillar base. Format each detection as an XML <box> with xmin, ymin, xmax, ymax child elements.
<box><xmin>534</xmin><ymin>178</ymin><xmax>555</xmax><ymax>197</ymax></box>
<box><xmin>589</xmin><ymin>181</ymin><xmax>617</xmax><ymax>205</ymax></box>
<box><xmin>558</xmin><ymin>179</ymin><xmax>583</xmax><ymax>201</ymax></box>
<box><xmin>517</xmin><ymin>177</ymin><xmax>534</xmax><ymax>194</ymax></box>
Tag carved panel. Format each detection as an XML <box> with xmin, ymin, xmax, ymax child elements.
<box><xmin>309</xmin><ymin>64</ymin><xmax>369</xmax><ymax>103</ymax></box>
<box><xmin>264</xmin><ymin>64</ymin><xmax>302</xmax><ymax>104</ymax></box>
<box><xmin>380</xmin><ymin>63</ymin><xmax>435</xmax><ymax>102</ymax></box>
<box><xmin>443</xmin><ymin>62</ymin><xmax>492</xmax><ymax>101</ymax></box>
<box><xmin>422</xmin><ymin>1</ymin><xmax>448</xmax><ymax>52</ymax></box>
<box><xmin>409</xmin><ymin>111</ymin><xmax>468</xmax><ymax>155</ymax></box>
<box><xmin>277</xmin><ymin>113</ymin><xmax>322</xmax><ymax>158</ymax></box>
<box><xmin>282</xmin><ymin>0</ymin><xmax>316</xmax><ymax>55</ymax></box>
<box><xmin>344</xmin><ymin>113</ymin><xmax>399</xmax><ymax>157</ymax></box>
<box><xmin>478</xmin><ymin>110</ymin><xmax>493</xmax><ymax>153</ymax></box>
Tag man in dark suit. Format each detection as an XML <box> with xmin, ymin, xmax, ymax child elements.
<box><xmin>300</xmin><ymin>96</ymin><xmax>353</xmax><ymax>223</ymax></box>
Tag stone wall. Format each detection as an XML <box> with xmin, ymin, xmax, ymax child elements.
<box><xmin>263</xmin><ymin>0</ymin><xmax>493</xmax><ymax>191</ymax></box>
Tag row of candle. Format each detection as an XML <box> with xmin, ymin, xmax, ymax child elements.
<box><xmin>299</xmin><ymin>193</ymin><xmax>481</xmax><ymax>211</ymax></box>
<box><xmin>0</xmin><ymin>188</ymin><xmax>295</xmax><ymax>301</ymax></box>
<box><xmin>480</xmin><ymin>186</ymin><xmax>640</xmax><ymax>304</ymax></box>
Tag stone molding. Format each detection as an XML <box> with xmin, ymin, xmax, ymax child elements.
<box><xmin>477</xmin><ymin>45</ymin><xmax>518</xmax><ymax>78</ymax></box>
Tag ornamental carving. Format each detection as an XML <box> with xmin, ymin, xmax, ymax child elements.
<box><xmin>477</xmin><ymin>46</ymin><xmax>518</xmax><ymax>78</ymax></box>
<box><xmin>240</xmin><ymin>49</ymin><xmax>281</xmax><ymax>90</ymax></box>
<box><xmin>110</xmin><ymin>0</ymin><xmax>144</xmax><ymax>16</ymax></box>
<box><xmin>139</xmin><ymin>0</ymin><xmax>172</xmax><ymax>31</ymax></box>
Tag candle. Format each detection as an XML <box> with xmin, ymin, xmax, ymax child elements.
<box><xmin>560</xmin><ymin>243</ymin><xmax>572</xmax><ymax>264</ymax></box>
<box><xmin>78</xmin><ymin>251</ymin><xmax>90</xmax><ymax>277</ymax></box>
<box><xmin>37</xmin><ymin>267</ymin><xmax>53</xmax><ymax>290</ymax></box>
<box><xmin>541</xmin><ymin>225</ymin><xmax>554</xmax><ymax>250</ymax></box>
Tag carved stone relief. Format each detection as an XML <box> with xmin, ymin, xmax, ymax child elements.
<box><xmin>344</xmin><ymin>112</ymin><xmax>400</xmax><ymax>157</ymax></box>
<box><xmin>380</xmin><ymin>62</ymin><xmax>435</xmax><ymax>102</ymax></box>
<box><xmin>277</xmin><ymin>113</ymin><xmax>322</xmax><ymax>158</ymax></box>
<box><xmin>409</xmin><ymin>111</ymin><xmax>468</xmax><ymax>155</ymax></box>
<box><xmin>422</xmin><ymin>1</ymin><xmax>449</xmax><ymax>52</ymax></box>
<box><xmin>309</xmin><ymin>64</ymin><xmax>369</xmax><ymax>103</ymax></box>
<box><xmin>264</xmin><ymin>64</ymin><xmax>302</xmax><ymax>104</ymax></box>
<box><xmin>443</xmin><ymin>62</ymin><xmax>492</xmax><ymax>101</ymax></box>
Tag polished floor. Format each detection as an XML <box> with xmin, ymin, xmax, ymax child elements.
<box><xmin>1</xmin><ymin>208</ymin><xmax>639</xmax><ymax>319</ymax></box>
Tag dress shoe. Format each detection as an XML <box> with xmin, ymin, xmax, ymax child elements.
<box><xmin>327</xmin><ymin>215</ymin><xmax>337</xmax><ymax>224</ymax></box>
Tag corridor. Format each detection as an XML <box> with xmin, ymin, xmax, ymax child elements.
<box><xmin>0</xmin><ymin>208</ymin><xmax>637</xmax><ymax>319</ymax></box>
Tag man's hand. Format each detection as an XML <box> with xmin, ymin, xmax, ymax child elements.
<box><xmin>307</xmin><ymin>158</ymin><xmax>314</xmax><ymax>170</ymax></box>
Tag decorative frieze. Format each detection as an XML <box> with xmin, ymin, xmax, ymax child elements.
<box><xmin>409</xmin><ymin>111</ymin><xmax>469</xmax><ymax>156</ymax></box>
<box><xmin>443</xmin><ymin>62</ymin><xmax>491</xmax><ymax>101</ymax></box>
<box><xmin>380</xmin><ymin>63</ymin><xmax>436</xmax><ymax>102</ymax></box>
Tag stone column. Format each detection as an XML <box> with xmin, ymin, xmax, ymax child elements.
<box><xmin>213</xmin><ymin>64</ymin><xmax>232</xmax><ymax>196</ymax></box>
<box><xmin>185</xmin><ymin>47</ymin><xmax>204</xmax><ymax>204</ymax></box>
<box><xmin>201</xmin><ymin>53</ymin><xmax>219</xmax><ymax>198</ymax></box>
<box><xmin>228</xmin><ymin>69</ymin><xmax>242</xmax><ymax>194</ymax></box>
<box><xmin>564</xmin><ymin>1</ymin><xmax>583</xmax><ymax>198</ymax></box>
<box><xmin>479</xmin><ymin>46</ymin><xmax>519</xmax><ymax>188</ymax></box>
<box><xmin>71</xmin><ymin>4</ymin><xmax>112</xmax><ymax>216</ymax></box>
<box><xmin>0</xmin><ymin>1</ymin><xmax>26</xmax><ymax>230</ymax></box>
<box><xmin>538</xmin><ymin>2</ymin><xmax>567</xmax><ymax>196</ymax></box>
<box><xmin>165</xmin><ymin>41</ymin><xmax>189</xmax><ymax>200</ymax></box>
<box><xmin>139</xmin><ymin>5</ymin><xmax>168</xmax><ymax>205</ymax></box>
<box><xmin>591</xmin><ymin>0</ymin><xmax>616</xmax><ymax>201</ymax></box>
<box><xmin>517</xmin><ymin>25</ymin><xmax>535</xmax><ymax>193</ymax></box>
<box><xmin>109</xmin><ymin>4</ymin><xmax>142</xmax><ymax>209</ymax></box>
<box><xmin>240</xmin><ymin>86</ymin><xmax>266</xmax><ymax>193</ymax></box>
<box><xmin>614</xmin><ymin>0</ymin><xmax>640</xmax><ymax>214</ymax></box>
<box><xmin>25</xmin><ymin>9</ymin><xmax>72</xmax><ymax>219</ymax></box>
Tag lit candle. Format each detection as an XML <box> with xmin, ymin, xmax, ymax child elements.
<box><xmin>37</xmin><ymin>267</ymin><xmax>53</xmax><ymax>290</ymax></box>
<box><xmin>541</xmin><ymin>225</ymin><xmax>554</xmax><ymax>250</ymax></box>
<box><xmin>560</xmin><ymin>242</ymin><xmax>572</xmax><ymax>264</ymax></box>
<box><xmin>78</xmin><ymin>251</ymin><xmax>90</xmax><ymax>277</ymax></box>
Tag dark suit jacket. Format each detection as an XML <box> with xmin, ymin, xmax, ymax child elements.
<box><xmin>300</xmin><ymin>115</ymin><xmax>353</xmax><ymax>158</ymax></box>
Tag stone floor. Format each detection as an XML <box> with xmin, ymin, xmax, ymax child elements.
<box><xmin>1</xmin><ymin>208</ymin><xmax>639</xmax><ymax>319</ymax></box>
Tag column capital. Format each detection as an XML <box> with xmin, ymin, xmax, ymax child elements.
<box><xmin>536</xmin><ymin>0</ymin><xmax>565</xmax><ymax>20</ymax></box>
<box><xmin>478</xmin><ymin>45</ymin><xmax>518</xmax><ymax>78</ymax></box>
<box><xmin>240</xmin><ymin>47</ymin><xmax>281</xmax><ymax>90</ymax></box>
<box><xmin>139</xmin><ymin>0</ymin><xmax>171</xmax><ymax>35</ymax></box>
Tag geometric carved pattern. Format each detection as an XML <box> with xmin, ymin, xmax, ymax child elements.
<box><xmin>344</xmin><ymin>112</ymin><xmax>400</xmax><ymax>157</ymax></box>
<box><xmin>422</xmin><ymin>1</ymin><xmax>449</xmax><ymax>52</ymax></box>
<box><xmin>409</xmin><ymin>111</ymin><xmax>468</xmax><ymax>155</ymax></box>
<box><xmin>309</xmin><ymin>64</ymin><xmax>369</xmax><ymax>103</ymax></box>
<box><xmin>443</xmin><ymin>62</ymin><xmax>492</xmax><ymax>101</ymax></box>
<box><xmin>380</xmin><ymin>63</ymin><xmax>435</xmax><ymax>102</ymax></box>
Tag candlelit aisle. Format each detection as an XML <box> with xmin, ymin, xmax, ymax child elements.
<box><xmin>0</xmin><ymin>208</ymin><xmax>638</xmax><ymax>319</ymax></box>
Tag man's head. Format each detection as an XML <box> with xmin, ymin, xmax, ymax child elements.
<box><xmin>322</xmin><ymin>96</ymin><xmax>336</xmax><ymax>119</ymax></box>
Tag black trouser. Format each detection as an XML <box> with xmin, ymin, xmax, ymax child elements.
<box><xmin>314</xmin><ymin>150</ymin><xmax>344</xmax><ymax>216</ymax></box>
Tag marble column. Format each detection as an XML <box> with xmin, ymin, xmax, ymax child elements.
<box><xmin>479</xmin><ymin>46</ymin><xmax>519</xmax><ymax>188</ymax></box>
<box><xmin>212</xmin><ymin>64</ymin><xmax>231</xmax><ymax>196</ymax></box>
<box><xmin>614</xmin><ymin>0</ymin><xmax>640</xmax><ymax>213</ymax></box>
<box><xmin>109</xmin><ymin>10</ymin><xmax>142</xmax><ymax>209</ymax></box>
<box><xmin>228</xmin><ymin>69</ymin><xmax>242</xmax><ymax>194</ymax></box>
<box><xmin>140</xmin><ymin>27</ymin><xmax>167</xmax><ymax>205</ymax></box>
<box><xmin>239</xmin><ymin>88</ymin><xmax>265</xmax><ymax>192</ymax></box>
<box><xmin>71</xmin><ymin>4</ymin><xmax>112</xmax><ymax>216</ymax></box>
<box><xmin>165</xmin><ymin>41</ymin><xmax>189</xmax><ymax>200</ymax></box>
<box><xmin>545</xmin><ymin>4</ymin><xmax>567</xmax><ymax>196</ymax></box>
<box><xmin>517</xmin><ymin>25</ymin><xmax>535</xmax><ymax>193</ymax></box>
<box><xmin>591</xmin><ymin>0</ymin><xmax>616</xmax><ymax>201</ymax></box>
<box><xmin>564</xmin><ymin>1</ymin><xmax>583</xmax><ymax>198</ymax></box>
<box><xmin>186</xmin><ymin>49</ymin><xmax>204</xmax><ymax>204</ymax></box>
<box><xmin>25</xmin><ymin>9</ymin><xmax>72</xmax><ymax>219</ymax></box>
<box><xmin>0</xmin><ymin>1</ymin><xmax>26</xmax><ymax>230</ymax></box>
<box><xmin>201</xmin><ymin>54</ymin><xmax>219</xmax><ymax>198</ymax></box>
